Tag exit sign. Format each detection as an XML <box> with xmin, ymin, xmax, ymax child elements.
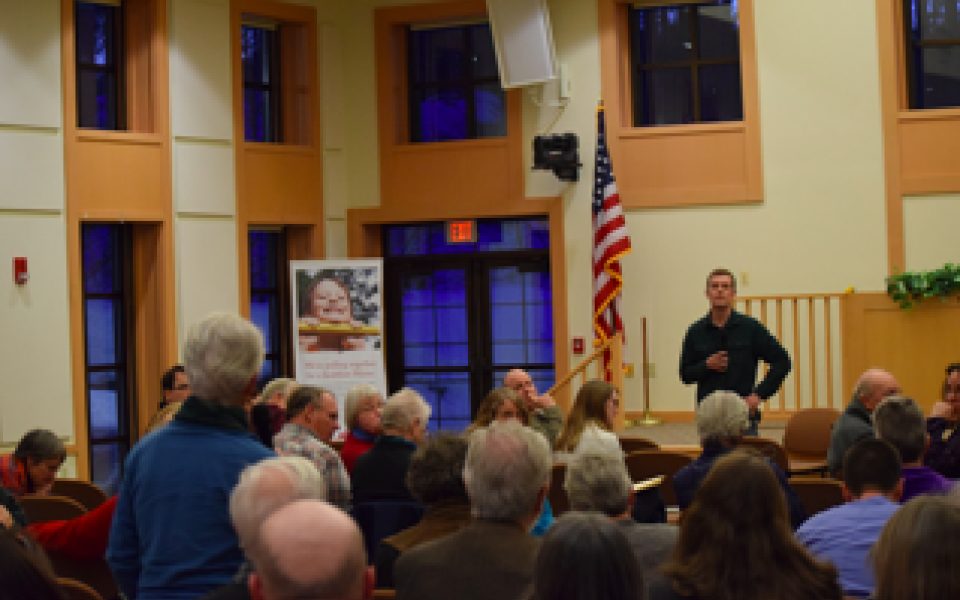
<box><xmin>446</xmin><ymin>220</ymin><xmax>476</xmax><ymax>244</ymax></box>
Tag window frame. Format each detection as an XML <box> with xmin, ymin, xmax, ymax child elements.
<box><xmin>75</xmin><ymin>0</ymin><xmax>127</xmax><ymax>131</ymax></box>
<box><xmin>901</xmin><ymin>0</ymin><xmax>960</xmax><ymax>111</ymax></box>
<box><xmin>249</xmin><ymin>227</ymin><xmax>292</xmax><ymax>387</ymax></box>
<box><xmin>241</xmin><ymin>22</ymin><xmax>283</xmax><ymax>143</ymax></box>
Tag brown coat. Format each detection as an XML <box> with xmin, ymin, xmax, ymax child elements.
<box><xmin>394</xmin><ymin>519</ymin><xmax>540</xmax><ymax>600</ymax></box>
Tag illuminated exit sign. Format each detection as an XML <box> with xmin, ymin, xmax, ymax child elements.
<box><xmin>446</xmin><ymin>220</ymin><xmax>476</xmax><ymax>244</ymax></box>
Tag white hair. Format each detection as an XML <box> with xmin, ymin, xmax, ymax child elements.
<box><xmin>381</xmin><ymin>388</ymin><xmax>431</xmax><ymax>432</ymax></box>
<box><xmin>344</xmin><ymin>383</ymin><xmax>381</xmax><ymax>429</ymax></box>
<box><xmin>464</xmin><ymin>421</ymin><xmax>552</xmax><ymax>522</ymax></box>
<box><xmin>260</xmin><ymin>378</ymin><xmax>296</xmax><ymax>403</ymax></box>
<box><xmin>229</xmin><ymin>456</ymin><xmax>326</xmax><ymax>550</ymax></box>
<box><xmin>564</xmin><ymin>451</ymin><xmax>632</xmax><ymax>517</ymax></box>
<box><xmin>183</xmin><ymin>312</ymin><xmax>264</xmax><ymax>405</ymax></box>
<box><xmin>696</xmin><ymin>390</ymin><xmax>749</xmax><ymax>442</ymax></box>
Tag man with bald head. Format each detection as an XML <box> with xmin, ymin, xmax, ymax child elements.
<box><xmin>827</xmin><ymin>368</ymin><xmax>902</xmax><ymax>476</ymax></box>
<box><xmin>503</xmin><ymin>369</ymin><xmax>563</xmax><ymax>444</ymax></box>
<box><xmin>247</xmin><ymin>500</ymin><xmax>373</xmax><ymax>600</ymax></box>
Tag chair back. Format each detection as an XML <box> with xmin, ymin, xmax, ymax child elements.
<box><xmin>58</xmin><ymin>578</ymin><xmax>104</xmax><ymax>600</ymax></box>
<box><xmin>372</xmin><ymin>590</ymin><xmax>397</xmax><ymax>599</ymax></box>
<box><xmin>548</xmin><ymin>464</ymin><xmax>569</xmax><ymax>517</ymax></box>
<box><xmin>330</xmin><ymin>439</ymin><xmax>345</xmax><ymax>453</ymax></box>
<box><xmin>784</xmin><ymin>408</ymin><xmax>840</xmax><ymax>457</ymax></box>
<box><xmin>51</xmin><ymin>480</ymin><xmax>108</xmax><ymax>512</ymax></box>
<box><xmin>351</xmin><ymin>500</ymin><xmax>425</xmax><ymax>564</ymax></box>
<box><xmin>736</xmin><ymin>437</ymin><xmax>790</xmax><ymax>474</ymax></box>
<box><xmin>20</xmin><ymin>495</ymin><xmax>86</xmax><ymax>524</ymax></box>
<box><xmin>618</xmin><ymin>436</ymin><xmax>659</xmax><ymax>455</ymax></box>
<box><xmin>50</xmin><ymin>556</ymin><xmax>119</xmax><ymax>600</ymax></box>
<box><xmin>624</xmin><ymin>450</ymin><xmax>693</xmax><ymax>508</ymax></box>
<box><xmin>790</xmin><ymin>479</ymin><xmax>845</xmax><ymax>518</ymax></box>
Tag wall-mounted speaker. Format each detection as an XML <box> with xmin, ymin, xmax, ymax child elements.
<box><xmin>486</xmin><ymin>0</ymin><xmax>558</xmax><ymax>89</ymax></box>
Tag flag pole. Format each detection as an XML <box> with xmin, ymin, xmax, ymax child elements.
<box><xmin>636</xmin><ymin>316</ymin><xmax>662</xmax><ymax>426</ymax></box>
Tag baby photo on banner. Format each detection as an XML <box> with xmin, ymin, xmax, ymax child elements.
<box><xmin>290</xmin><ymin>259</ymin><xmax>387</xmax><ymax>430</ymax></box>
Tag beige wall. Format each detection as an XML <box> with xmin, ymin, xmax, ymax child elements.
<box><xmin>904</xmin><ymin>193</ymin><xmax>960</xmax><ymax>272</ymax></box>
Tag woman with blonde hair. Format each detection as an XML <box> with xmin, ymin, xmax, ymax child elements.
<box><xmin>554</xmin><ymin>380</ymin><xmax>620</xmax><ymax>459</ymax></box>
<box><xmin>466</xmin><ymin>387</ymin><xmax>530</xmax><ymax>435</ymax></box>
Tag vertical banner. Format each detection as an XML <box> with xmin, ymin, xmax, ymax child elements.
<box><xmin>290</xmin><ymin>260</ymin><xmax>387</xmax><ymax>429</ymax></box>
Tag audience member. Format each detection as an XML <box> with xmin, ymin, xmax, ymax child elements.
<box><xmin>650</xmin><ymin>450</ymin><xmax>842</xmax><ymax>600</ymax></box>
<box><xmin>873</xmin><ymin>395</ymin><xmax>952</xmax><ymax>501</ymax></box>
<box><xmin>564</xmin><ymin>451</ymin><xmax>677</xmax><ymax>589</ymax></box>
<box><xmin>924</xmin><ymin>363</ymin><xmax>960</xmax><ymax>478</ymax></box>
<box><xmin>872</xmin><ymin>495</ymin><xmax>960</xmax><ymax>600</ymax></box>
<box><xmin>394</xmin><ymin>421</ymin><xmax>551</xmax><ymax>600</ymax></box>
<box><xmin>352</xmin><ymin>388</ymin><xmax>430</xmax><ymax>504</ymax></box>
<box><xmin>0</xmin><ymin>429</ymin><xmax>66</xmax><ymax>497</ymax></box>
<box><xmin>160</xmin><ymin>364</ymin><xmax>190</xmax><ymax>409</ymax></box>
<box><xmin>107</xmin><ymin>312</ymin><xmax>274</xmax><ymax>600</ymax></box>
<box><xmin>466</xmin><ymin>387</ymin><xmax>530</xmax><ymax>435</ymax></box>
<box><xmin>250</xmin><ymin>378</ymin><xmax>297</xmax><ymax>449</ymax></box>
<box><xmin>554</xmin><ymin>380</ymin><xmax>621</xmax><ymax>459</ymax></box>
<box><xmin>340</xmin><ymin>384</ymin><xmax>384</xmax><ymax>474</ymax></box>
<box><xmin>145</xmin><ymin>400</ymin><xmax>184</xmax><ymax>434</ymax></box>
<box><xmin>0</xmin><ymin>529</ymin><xmax>66</xmax><ymax>600</ymax></box>
<box><xmin>504</xmin><ymin>369</ymin><xmax>563</xmax><ymax>444</ymax></box>
<box><xmin>827</xmin><ymin>368</ymin><xmax>901</xmax><ymax>476</ymax></box>
<box><xmin>796</xmin><ymin>438</ymin><xmax>903</xmax><ymax>599</ymax></box>
<box><xmin>199</xmin><ymin>456</ymin><xmax>327</xmax><ymax>600</ymax></box>
<box><xmin>273</xmin><ymin>386</ymin><xmax>351</xmax><ymax>512</ymax></box>
<box><xmin>527</xmin><ymin>512</ymin><xmax>643</xmax><ymax>600</ymax></box>
<box><xmin>246</xmin><ymin>500</ymin><xmax>373</xmax><ymax>600</ymax></box>
<box><xmin>672</xmin><ymin>391</ymin><xmax>806</xmax><ymax>528</ymax></box>
<box><xmin>374</xmin><ymin>433</ymin><xmax>471</xmax><ymax>589</ymax></box>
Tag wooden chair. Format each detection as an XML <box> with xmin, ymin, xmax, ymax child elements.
<box><xmin>624</xmin><ymin>450</ymin><xmax>693</xmax><ymax>509</ymax></box>
<box><xmin>372</xmin><ymin>590</ymin><xmax>396</xmax><ymax>599</ymax></box>
<box><xmin>791</xmin><ymin>479</ymin><xmax>844</xmax><ymax>518</ymax></box>
<box><xmin>51</xmin><ymin>479</ymin><xmax>108</xmax><ymax>511</ymax></box>
<box><xmin>783</xmin><ymin>408</ymin><xmax>840</xmax><ymax>476</ymax></box>
<box><xmin>50</xmin><ymin>556</ymin><xmax>119</xmax><ymax>600</ymax></box>
<box><xmin>618</xmin><ymin>435</ymin><xmax>659</xmax><ymax>455</ymax></box>
<box><xmin>548</xmin><ymin>463</ymin><xmax>570</xmax><ymax>517</ymax></box>
<box><xmin>20</xmin><ymin>495</ymin><xmax>86</xmax><ymax>524</ymax></box>
<box><xmin>58</xmin><ymin>578</ymin><xmax>105</xmax><ymax>600</ymax></box>
<box><xmin>330</xmin><ymin>439</ymin><xmax>345</xmax><ymax>453</ymax></box>
<box><xmin>737</xmin><ymin>437</ymin><xmax>790</xmax><ymax>474</ymax></box>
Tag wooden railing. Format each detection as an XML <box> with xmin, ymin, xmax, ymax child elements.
<box><xmin>736</xmin><ymin>294</ymin><xmax>845</xmax><ymax>414</ymax></box>
<box><xmin>546</xmin><ymin>332</ymin><xmax>626</xmax><ymax>428</ymax></box>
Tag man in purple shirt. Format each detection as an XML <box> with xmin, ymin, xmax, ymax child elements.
<box><xmin>874</xmin><ymin>395</ymin><xmax>953</xmax><ymax>502</ymax></box>
<box><xmin>797</xmin><ymin>439</ymin><xmax>903</xmax><ymax>599</ymax></box>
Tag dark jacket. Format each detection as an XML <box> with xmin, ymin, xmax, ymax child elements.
<box><xmin>827</xmin><ymin>397</ymin><xmax>874</xmax><ymax>476</ymax></box>
<box><xmin>352</xmin><ymin>435</ymin><xmax>418</xmax><ymax>503</ymax></box>
<box><xmin>925</xmin><ymin>417</ymin><xmax>960</xmax><ymax>478</ymax></box>
<box><xmin>680</xmin><ymin>310</ymin><xmax>791</xmax><ymax>403</ymax></box>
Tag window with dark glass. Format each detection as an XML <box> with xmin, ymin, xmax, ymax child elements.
<box><xmin>250</xmin><ymin>229</ymin><xmax>290</xmax><ymax>387</ymax></box>
<box><xmin>408</xmin><ymin>22</ymin><xmax>506</xmax><ymax>143</ymax></box>
<box><xmin>76</xmin><ymin>1</ymin><xmax>125</xmax><ymax>130</ymax></box>
<box><xmin>628</xmin><ymin>1</ymin><xmax>741</xmax><ymax>126</ymax></box>
<box><xmin>242</xmin><ymin>23</ymin><xmax>281</xmax><ymax>143</ymax></box>
<box><xmin>82</xmin><ymin>224</ymin><xmax>134</xmax><ymax>494</ymax></box>
<box><xmin>904</xmin><ymin>0</ymin><xmax>960</xmax><ymax>109</ymax></box>
<box><xmin>384</xmin><ymin>219</ymin><xmax>553</xmax><ymax>432</ymax></box>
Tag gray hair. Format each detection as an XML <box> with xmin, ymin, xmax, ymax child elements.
<box><xmin>229</xmin><ymin>456</ymin><xmax>326</xmax><ymax>550</ymax></box>
<box><xmin>183</xmin><ymin>312</ymin><xmax>264</xmax><ymax>405</ymax></box>
<box><xmin>407</xmin><ymin>433</ymin><xmax>469</xmax><ymax>505</ymax></box>
<box><xmin>13</xmin><ymin>429</ymin><xmax>66</xmax><ymax>464</ymax></box>
<box><xmin>873</xmin><ymin>395</ymin><xmax>927</xmax><ymax>464</ymax></box>
<box><xmin>344</xmin><ymin>383</ymin><xmax>381</xmax><ymax>430</ymax></box>
<box><xmin>260</xmin><ymin>378</ymin><xmax>296</xmax><ymax>403</ymax></box>
<box><xmin>696</xmin><ymin>391</ymin><xmax>749</xmax><ymax>443</ymax></box>
<box><xmin>464</xmin><ymin>421</ymin><xmax>552</xmax><ymax>522</ymax></box>
<box><xmin>564</xmin><ymin>452</ymin><xmax>632</xmax><ymax>517</ymax></box>
<box><xmin>381</xmin><ymin>388</ymin><xmax>431</xmax><ymax>432</ymax></box>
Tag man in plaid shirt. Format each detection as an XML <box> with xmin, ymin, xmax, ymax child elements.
<box><xmin>274</xmin><ymin>386</ymin><xmax>352</xmax><ymax>512</ymax></box>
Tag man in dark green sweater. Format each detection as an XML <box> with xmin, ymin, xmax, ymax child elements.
<box><xmin>679</xmin><ymin>269</ymin><xmax>791</xmax><ymax>435</ymax></box>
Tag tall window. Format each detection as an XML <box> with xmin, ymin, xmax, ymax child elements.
<box><xmin>904</xmin><ymin>0</ymin><xmax>960</xmax><ymax>109</ymax></box>
<box><xmin>76</xmin><ymin>1</ymin><xmax>125</xmax><ymax>130</ymax></box>
<box><xmin>242</xmin><ymin>24</ymin><xmax>282</xmax><ymax>143</ymax></box>
<box><xmin>628</xmin><ymin>1</ymin><xmax>741</xmax><ymax>126</ymax></box>
<box><xmin>82</xmin><ymin>224</ymin><xmax>134</xmax><ymax>494</ymax></box>
<box><xmin>250</xmin><ymin>229</ymin><xmax>290</xmax><ymax>387</ymax></box>
<box><xmin>408</xmin><ymin>22</ymin><xmax>506</xmax><ymax>143</ymax></box>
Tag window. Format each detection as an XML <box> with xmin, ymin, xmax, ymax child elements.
<box><xmin>242</xmin><ymin>23</ymin><xmax>282</xmax><ymax>143</ymax></box>
<box><xmin>82</xmin><ymin>224</ymin><xmax>135</xmax><ymax>494</ymax></box>
<box><xmin>628</xmin><ymin>1</ymin><xmax>741</xmax><ymax>126</ymax></box>
<box><xmin>75</xmin><ymin>1</ymin><xmax>124</xmax><ymax>130</ymax></box>
<box><xmin>904</xmin><ymin>0</ymin><xmax>960</xmax><ymax>109</ymax></box>
<box><xmin>250</xmin><ymin>229</ymin><xmax>291</xmax><ymax>387</ymax></box>
<box><xmin>408</xmin><ymin>22</ymin><xmax>506</xmax><ymax>143</ymax></box>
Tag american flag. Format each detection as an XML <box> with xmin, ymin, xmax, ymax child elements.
<box><xmin>593</xmin><ymin>104</ymin><xmax>632</xmax><ymax>379</ymax></box>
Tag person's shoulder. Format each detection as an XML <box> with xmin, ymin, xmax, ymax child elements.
<box><xmin>684</xmin><ymin>314</ymin><xmax>711</xmax><ymax>334</ymax></box>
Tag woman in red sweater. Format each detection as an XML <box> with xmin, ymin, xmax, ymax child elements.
<box><xmin>340</xmin><ymin>384</ymin><xmax>384</xmax><ymax>474</ymax></box>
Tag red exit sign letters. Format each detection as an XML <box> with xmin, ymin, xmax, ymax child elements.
<box><xmin>446</xmin><ymin>220</ymin><xmax>476</xmax><ymax>244</ymax></box>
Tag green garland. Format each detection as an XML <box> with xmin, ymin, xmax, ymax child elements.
<box><xmin>886</xmin><ymin>263</ymin><xmax>960</xmax><ymax>309</ymax></box>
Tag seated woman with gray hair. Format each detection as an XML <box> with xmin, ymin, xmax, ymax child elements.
<box><xmin>352</xmin><ymin>388</ymin><xmax>432</xmax><ymax>503</ymax></box>
<box><xmin>0</xmin><ymin>429</ymin><xmax>66</xmax><ymax>497</ymax></box>
<box><xmin>672</xmin><ymin>390</ymin><xmax>807</xmax><ymax>529</ymax></box>
<box><xmin>340</xmin><ymin>384</ymin><xmax>384</xmax><ymax>474</ymax></box>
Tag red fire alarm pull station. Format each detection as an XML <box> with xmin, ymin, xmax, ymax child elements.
<box><xmin>13</xmin><ymin>257</ymin><xmax>28</xmax><ymax>285</ymax></box>
<box><xmin>573</xmin><ymin>337</ymin><xmax>585</xmax><ymax>355</ymax></box>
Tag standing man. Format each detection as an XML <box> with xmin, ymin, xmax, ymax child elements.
<box><xmin>160</xmin><ymin>365</ymin><xmax>191</xmax><ymax>410</ymax></box>
<box><xmin>679</xmin><ymin>269</ymin><xmax>791</xmax><ymax>435</ymax></box>
<box><xmin>504</xmin><ymin>369</ymin><xmax>564</xmax><ymax>444</ymax></box>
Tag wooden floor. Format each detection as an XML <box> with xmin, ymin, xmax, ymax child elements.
<box><xmin>620</xmin><ymin>420</ymin><xmax>787</xmax><ymax>447</ymax></box>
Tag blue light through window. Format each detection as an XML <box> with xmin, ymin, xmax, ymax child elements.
<box><xmin>76</xmin><ymin>2</ymin><xmax>122</xmax><ymax>130</ymax></box>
